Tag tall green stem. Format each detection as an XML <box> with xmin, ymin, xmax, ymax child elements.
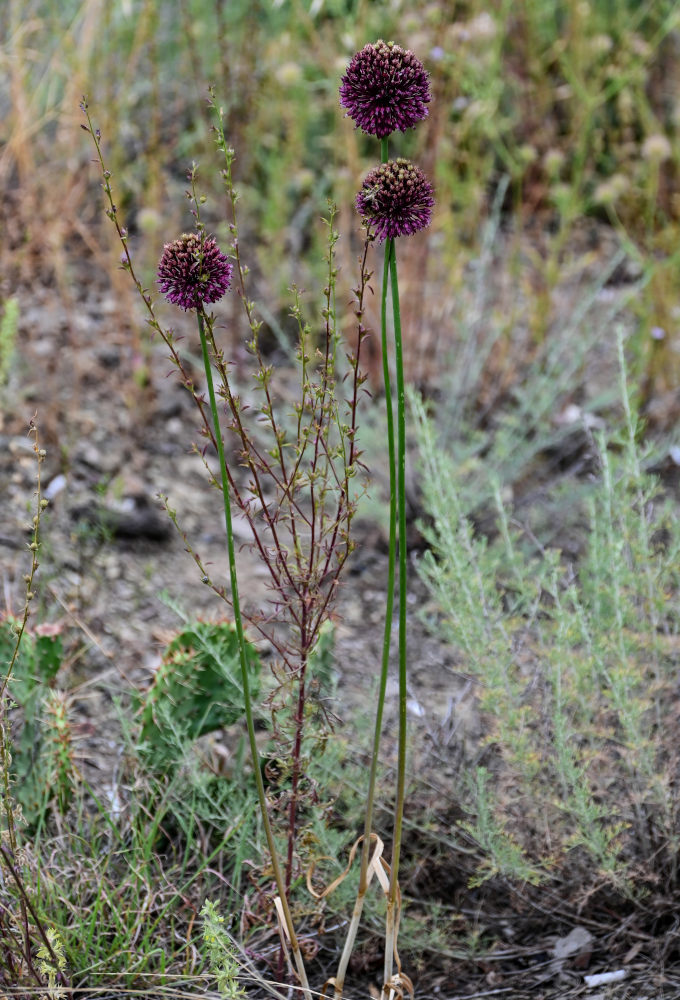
<box><xmin>362</xmin><ymin>135</ymin><xmax>397</xmax><ymax>875</ymax></box>
<box><xmin>196</xmin><ymin>309</ymin><xmax>311</xmax><ymax>1000</ymax></box>
<box><xmin>364</xmin><ymin>239</ymin><xmax>397</xmax><ymax>863</ymax></box>
<box><xmin>334</xmin><ymin>136</ymin><xmax>396</xmax><ymax>1000</ymax></box>
<box><xmin>383</xmin><ymin>235</ymin><xmax>408</xmax><ymax>998</ymax></box>
<box><xmin>390</xmin><ymin>238</ymin><xmax>408</xmax><ymax>883</ymax></box>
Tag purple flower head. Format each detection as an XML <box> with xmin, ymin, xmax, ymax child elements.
<box><xmin>340</xmin><ymin>39</ymin><xmax>431</xmax><ymax>138</ymax></box>
<box><xmin>157</xmin><ymin>233</ymin><xmax>233</xmax><ymax>311</ymax></box>
<box><xmin>356</xmin><ymin>159</ymin><xmax>434</xmax><ymax>240</ymax></box>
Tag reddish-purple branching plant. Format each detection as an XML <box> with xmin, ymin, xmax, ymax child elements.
<box><xmin>206</xmin><ymin>99</ymin><xmax>373</xmax><ymax>907</ymax></box>
<box><xmin>81</xmin><ymin>93</ymin><xmax>372</xmax><ymax>989</ymax></box>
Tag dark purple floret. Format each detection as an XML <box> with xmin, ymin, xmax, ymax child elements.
<box><xmin>157</xmin><ymin>233</ymin><xmax>233</xmax><ymax>311</ymax></box>
<box><xmin>340</xmin><ymin>39</ymin><xmax>431</xmax><ymax>138</ymax></box>
<box><xmin>356</xmin><ymin>159</ymin><xmax>434</xmax><ymax>240</ymax></box>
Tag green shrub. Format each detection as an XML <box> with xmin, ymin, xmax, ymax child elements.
<box><xmin>413</xmin><ymin>334</ymin><xmax>680</xmax><ymax>890</ymax></box>
<box><xmin>1</xmin><ymin>618</ymin><xmax>74</xmax><ymax>828</ymax></box>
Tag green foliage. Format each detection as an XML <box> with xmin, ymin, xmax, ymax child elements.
<box><xmin>136</xmin><ymin>619</ymin><xmax>262</xmax><ymax>769</ymax></box>
<box><xmin>5</xmin><ymin>719</ymin><xmax>371</xmax><ymax>996</ymax></box>
<box><xmin>1</xmin><ymin>621</ymin><xmax>63</xmax><ymax>690</ymax></box>
<box><xmin>26</xmin><ymin>808</ymin><xmax>218</xmax><ymax>993</ymax></box>
<box><xmin>1</xmin><ymin>618</ymin><xmax>72</xmax><ymax>827</ymax></box>
<box><xmin>8</xmin><ymin>0</ymin><xmax>679</xmax><ymax>365</ymax></box>
<box><xmin>200</xmin><ymin>900</ymin><xmax>245</xmax><ymax>999</ymax></box>
<box><xmin>0</xmin><ymin>296</ymin><xmax>19</xmax><ymax>387</ymax></box>
<box><xmin>36</xmin><ymin>926</ymin><xmax>68</xmax><ymax>1000</ymax></box>
<box><xmin>460</xmin><ymin>768</ymin><xmax>546</xmax><ymax>888</ymax></box>
<box><xmin>413</xmin><ymin>337</ymin><xmax>680</xmax><ymax>889</ymax></box>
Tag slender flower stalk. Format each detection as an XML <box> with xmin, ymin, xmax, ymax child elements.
<box><xmin>383</xmin><ymin>237</ymin><xmax>408</xmax><ymax>998</ymax></box>
<box><xmin>149</xmin><ymin>213</ymin><xmax>311</xmax><ymax>992</ymax></box>
<box><xmin>152</xmin><ymin>221</ymin><xmax>311</xmax><ymax>995</ymax></box>
<box><xmin>335</xmin><ymin>136</ymin><xmax>397</xmax><ymax>1000</ymax></box>
<box><xmin>195</xmin><ymin>307</ymin><xmax>312</xmax><ymax>1000</ymax></box>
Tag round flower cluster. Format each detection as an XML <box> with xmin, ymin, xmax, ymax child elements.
<box><xmin>340</xmin><ymin>39</ymin><xmax>431</xmax><ymax>138</ymax></box>
<box><xmin>356</xmin><ymin>159</ymin><xmax>434</xmax><ymax>240</ymax></box>
<box><xmin>157</xmin><ymin>233</ymin><xmax>232</xmax><ymax>311</ymax></box>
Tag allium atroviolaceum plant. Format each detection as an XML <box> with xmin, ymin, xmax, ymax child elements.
<box><xmin>356</xmin><ymin>158</ymin><xmax>435</xmax><ymax>240</ymax></box>
<box><xmin>340</xmin><ymin>39</ymin><xmax>431</xmax><ymax>138</ymax></box>
<box><xmin>157</xmin><ymin>232</ymin><xmax>233</xmax><ymax>310</ymax></box>
<box><xmin>335</xmin><ymin>38</ymin><xmax>434</xmax><ymax>1000</ymax></box>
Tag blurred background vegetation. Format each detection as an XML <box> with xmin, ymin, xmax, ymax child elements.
<box><xmin>2</xmin><ymin>0</ymin><xmax>679</xmax><ymax>409</ymax></box>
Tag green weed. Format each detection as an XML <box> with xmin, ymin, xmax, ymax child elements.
<box><xmin>414</xmin><ymin>332</ymin><xmax>680</xmax><ymax>891</ymax></box>
<box><xmin>1</xmin><ymin>618</ymin><xmax>73</xmax><ymax>828</ymax></box>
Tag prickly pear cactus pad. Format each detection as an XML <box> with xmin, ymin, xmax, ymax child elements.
<box><xmin>137</xmin><ymin>620</ymin><xmax>262</xmax><ymax>767</ymax></box>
